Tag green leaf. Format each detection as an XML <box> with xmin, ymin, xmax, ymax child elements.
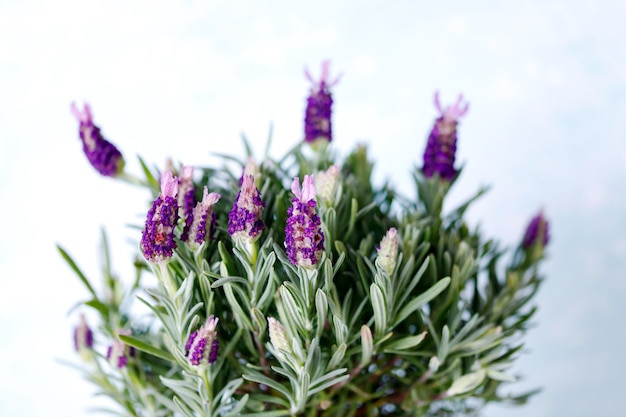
<box><xmin>328</xmin><ymin>343</ymin><xmax>347</xmax><ymax>369</ymax></box>
<box><xmin>384</xmin><ymin>331</ymin><xmax>427</xmax><ymax>352</ymax></box>
<box><xmin>119</xmin><ymin>334</ymin><xmax>174</xmax><ymax>361</ymax></box>
<box><xmin>438</xmin><ymin>325</ymin><xmax>450</xmax><ymax>363</ymax></box>
<box><xmin>394</xmin><ymin>277</ymin><xmax>451</xmax><ymax>326</ymax></box>
<box><xmin>211</xmin><ymin>275</ymin><xmax>249</xmax><ymax>288</ymax></box>
<box><xmin>447</xmin><ymin>369</ymin><xmax>487</xmax><ymax>396</ymax></box>
<box><xmin>370</xmin><ymin>283</ymin><xmax>387</xmax><ymax>339</ymax></box>
<box><xmin>84</xmin><ymin>299</ymin><xmax>109</xmax><ymax>317</ymax></box>
<box><xmin>57</xmin><ymin>245</ymin><xmax>98</xmax><ymax>299</ymax></box>
<box><xmin>137</xmin><ymin>155</ymin><xmax>160</xmax><ymax>191</ymax></box>
<box><xmin>243</xmin><ymin>371</ymin><xmax>293</xmax><ymax>401</ymax></box>
<box><xmin>360</xmin><ymin>325</ymin><xmax>374</xmax><ymax>366</ymax></box>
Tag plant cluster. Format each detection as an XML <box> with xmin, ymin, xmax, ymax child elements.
<box><xmin>62</xmin><ymin>61</ymin><xmax>550</xmax><ymax>417</ymax></box>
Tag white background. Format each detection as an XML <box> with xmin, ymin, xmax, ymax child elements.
<box><xmin>1</xmin><ymin>1</ymin><xmax>625</xmax><ymax>416</ymax></box>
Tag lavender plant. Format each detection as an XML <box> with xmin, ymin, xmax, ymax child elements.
<box><xmin>60</xmin><ymin>62</ymin><xmax>549</xmax><ymax>417</ymax></box>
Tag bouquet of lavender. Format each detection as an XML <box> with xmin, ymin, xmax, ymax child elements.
<box><xmin>61</xmin><ymin>61</ymin><xmax>550</xmax><ymax>417</ymax></box>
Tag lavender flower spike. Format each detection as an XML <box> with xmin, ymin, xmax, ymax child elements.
<box><xmin>421</xmin><ymin>92</ymin><xmax>469</xmax><ymax>181</ymax></box>
<box><xmin>74</xmin><ymin>314</ymin><xmax>94</xmax><ymax>360</ymax></box>
<box><xmin>285</xmin><ymin>175</ymin><xmax>325</xmax><ymax>268</ymax></box>
<box><xmin>186</xmin><ymin>187</ymin><xmax>221</xmax><ymax>250</ymax></box>
<box><xmin>185</xmin><ymin>315</ymin><xmax>220</xmax><ymax>366</ymax></box>
<box><xmin>141</xmin><ymin>170</ymin><xmax>179</xmax><ymax>263</ymax></box>
<box><xmin>304</xmin><ymin>60</ymin><xmax>340</xmax><ymax>144</ymax></box>
<box><xmin>107</xmin><ymin>330</ymin><xmax>135</xmax><ymax>368</ymax></box>
<box><xmin>178</xmin><ymin>166</ymin><xmax>196</xmax><ymax>242</ymax></box>
<box><xmin>71</xmin><ymin>102</ymin><xmax>124</xmax><ymax>177</ymax></box>
<box><xmin>522</xmin><ymin>209</ymin><xmax>550</xmax><ymax>249</ymax></box>
<box><xmin>228</xmin><ymin>174</ymin><xmax>266</xmax><ymax>242</ymax></box>
<box><xmin>315</xmin><ymin>165</ymin><xmax>340</xmax><ymax>207</ymax></box>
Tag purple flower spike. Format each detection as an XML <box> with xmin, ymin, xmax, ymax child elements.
<box><xmin>285</xmin><ymin>175</ymin><xmax>325</xmax><ymax>268</ymax></box>
<box><xmin>522</xmin><ymin>209</ymin><xmax>550</xmax><ymax>249</ymax></box>
<box><xmin>74</xmin><ymin>314</ymin><xmax>93</xmax><ymax>354</ymax></box>
<box><xmin>107</xmin><ymin>330</ymin><xmax>135</xmax><ymax>369</ymax></box>
<box><xmin>228</xmin><ymin>175</ymin><xmax>266</xmax><ymax>242</ymax></box>
<box><xmin>186</xmin><ymin>315</ymin><xmax>220</xmax><ymax>366</ymax></box>
<box><xmin>178</xmin><ymin>166</ymin><xmax>196</xmax><ymax>242</ymax></box>
<box><xmin>421</xmin><ymin>91</ymin><xmax>469</xmax><ymax>181</ymax></box>
<box><xmin>186</xmin><ymin>187</ymin><xmax>221</xmax><ymax>249</ymax></box>
<box><xmin>141</xmin><ymin>170</ymin><xmax>180</xmax><ymax>263</ymax></box>
<box><xmin>304</xmin><ymin>60</ymin><xmax>340</xmax><ymax>144</ymax></box>
<box><xmin>71</xmin><ymin>102</ymin><xmax>124</xmax><ymax>177</ymax></box>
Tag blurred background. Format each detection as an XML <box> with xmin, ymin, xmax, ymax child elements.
<box><xmin>1</xmin><ymin>0</ymin><xmax>625</xmax><ymax>416</ymax></box>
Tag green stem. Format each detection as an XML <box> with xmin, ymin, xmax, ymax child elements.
<box><xmin>201</xmin><ymin>369</ymin><xmax>214</xmax><ymax>415</ymax></box>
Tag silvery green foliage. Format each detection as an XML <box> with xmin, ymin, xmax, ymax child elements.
<box><xmin>60</xmin><ymin>135</ymin><xmax>547</xmax><ymax>417</ymax></box>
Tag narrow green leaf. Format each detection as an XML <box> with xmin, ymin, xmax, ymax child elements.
<box><xmin>370</xmin><ymin>283</ymin><xmax>387</xmax><ymax>339</ymax></box>
<box><xmin>438</xmin><ymin>325</ymin><xmax>450</xmax><ymax>363</ymax></box>
<box><xmin>360</xmin><ymin>325</ymin><xmax>374</xmax><ymax>366</ymax></box>
<box><xmin>57</xmin><ymin>245</ymin><xmax>97</xmax><ymax>299</ymax></box>
<box><xmin>447</xmin><ymin>369</ymin><xmax>487</xmax><ymax>396</ymax></box>
<box><xmin>394</xmin><ymin>277</ymin><xmax>450</xmax><ymax>325</ymax></box>
<box><xmin>119</xmin><ymin>334</ymin><xmax>174</xmax><ymax>361</ymax></box>
<box><xmin>328</xmin><ymin>343</ymin><xmax>347</xmax><ymax>369</ymax></box>
<box><xmin>211</xmin><ymin>275</ymin><xmax>249</xmax><ymax>288</ymax></box>
<box><xmin>384</xmin><ymin>331</ymin><xmax>427</xmax><ymax>352</ymax></box>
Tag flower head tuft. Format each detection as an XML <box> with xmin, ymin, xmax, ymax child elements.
<box><xmin>285</xmin><ymin>175</ymin><xmax>325</xmax><ymax>268</ymax></box>
<box><xmin>71</xmin><ymin>102</ymin><xmax>125</xmax><ymax>177</ymax></box>
<box><xmin>141</xmin><ymin>170</ymin><xmax>179</xmax><ymax>263</ymax></box>
<box><xmin>304</xmin><ymin>60</ymin><xmax>340</xmax><ymax>144</ymax></box>
<box><xmin>186</xmin><ymin>187</ymin><xmax>221</xmax><ymax>250</ymax></box>
<box><xmin>228</xmin><ymin>174</ymin><xmax>266</xmax><ymax>243</ymax></box>
<box><xmin>421</xmin><ymin>91</ymin><xmax>469</xmax><ymax>181</ymax></box>
<box><xmin>185</xmin><ymin>315</ymin><xmax>220</xmax><ymax>367</ymax></box>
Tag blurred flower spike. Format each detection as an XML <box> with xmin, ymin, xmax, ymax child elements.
<box><xmin>178</xmin><ymin>166</ymin><xmax>196</xmax><ymax>242</ymax></box>
<box><xmin>285</xmin><ymin>175</ymin><xmax>325</xmax><ymax>268</ymax></box>
<box><xmin>315</xmin><ymin>164</ymin><xmax>340</xmax><ymax>208</ymax></box>
<box><xmin>71</xmin><ymin>102</ymin><xmax>125</xmax><ymax>177</ymax></box>
<box><xmin>228</xmin><ymin>174</ymin><xmax>266</xmax><ymax>243</ymax></box>
<box><xmin>186</xmin><ymin>187</ymin><xmax>221</xmax><ymax>250</ymax></box>
<box><xmin>421</xmin><ymin>91</ymin><xmax>469</xmax><ymax>181</ymax></box>
<box><xmin>141</xmin><ymin>170</ymin><xmax>179</xmax><ymax>263</ymax></box>
<box><xmin>185</xmin><ymin>315</ymin><xmax>220</xmax><ymax>367</ymax></box>
<box><xmin>74</xmin><ymin>314</ymin><xmax>93</xmax><ymax>360</ymax></box>
<box><xmin>523</xmin><ymin>209</ymin><xmax>550</xmax><ymax>250</ymax></box>
<box><xmin>304</xmin><ymin>60</ymin><xmax>340</xmax><ymax>144</ymax></box>
<box><xmin>107</xmin><ymin>330</ymin><xmax>135</xmax><ymax>368</ymax></box>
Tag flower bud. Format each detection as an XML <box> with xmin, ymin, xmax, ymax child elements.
<box><xmin>315</xmin><ymin>165</ymin><xmax>340</xmax><ymax>207</ymax></box>
<box><xmin>71</xmin><ymin>102</ymin><xmax>124</xmax><ymax>177</ymax></box>
<box><xmin>228</xmin><ymin>174</ymin><xmax>266</xmax><ymax>243</ymax></box>
<box><xmin>377</xmin><ymin>228</ymin><xmax>398</xmax><ymax>276</ymax></box>
<box><xmin>177</xmin><ymin>166</ymin><xmax>196</xmax><ymax>242</ymax></box>
<box><xmin>285</xmin><ymin>175</ymin><xmax>325</xmax><ymax>268</ymax></box>
<box><xmin>107</xmin><ymin>330</ymin><xmax>135</xmax><ymax>368</ymax></box>
<box><xmin>185</xmin><ymin>315</ymin><xmax>220</xmax><ymax>366</ymax></box>
<box><xmin>141</xmin><ymin>170</ymin><xmax>179</xmax><ymax>263</ymax></box>
<box><xmin>304</xmin><ymin>60</ymin><xmax>340</xmax><ymax>144</ymax></box>
<box><xmin>268</xmin><ymin>317</ymin><xmax>291</xmax><ymax>354</ymax></box>
<box><xmin>421</xmin><ymin>92</ymin><xmax>469</xmax><ymax>181</ymax></box>
<box><xmin>186</xmin><ymin>187</ymin><xmax>221</xmax><ymax>249</ymax></box>
<box><xmin>522</xmin><ymin>209</ymin><xmax>550</xmax><ymax>249</ymax></box>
